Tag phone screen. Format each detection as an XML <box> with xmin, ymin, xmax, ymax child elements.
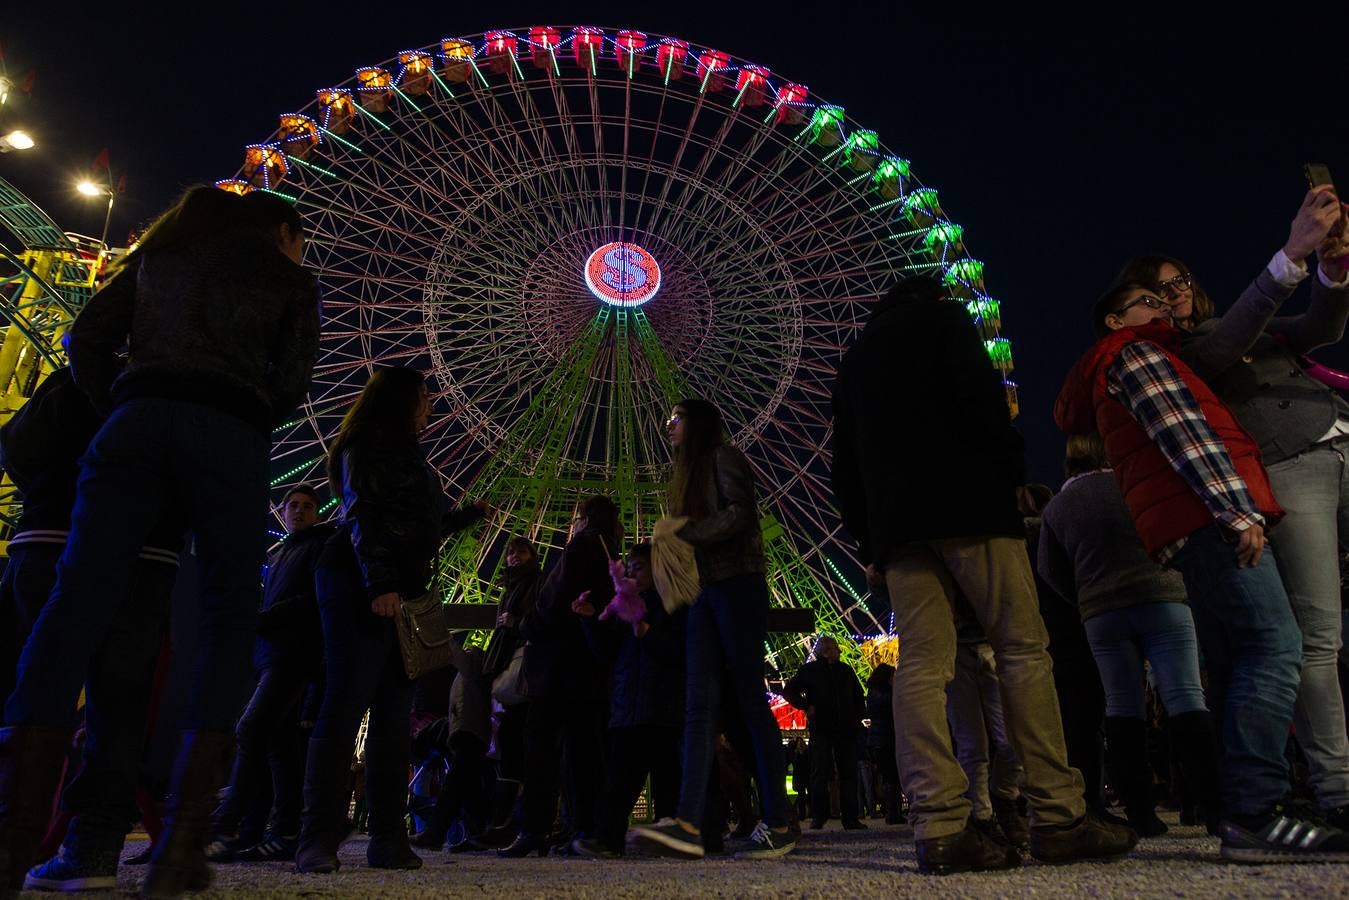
<box><xmin>1306</xmin><ymin>163</ymin><xmax>1335</xmax><ymax>190</ymax></box>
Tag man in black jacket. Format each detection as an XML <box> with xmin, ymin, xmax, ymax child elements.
<box><xmin>209</xmin><ymin>484</ymin><xmax>334</xmax><ymax>863</ymax></box>
<box><xmin>830</xmin><ymin>277</ymin><xmax>1135</xmax><ymax>874</ymax></box>
<box><xmin>784</xmin><ymin>636</ymin><xmax>866</xmax><ymax>830</ymax></box>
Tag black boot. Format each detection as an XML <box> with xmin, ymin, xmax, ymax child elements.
<box><xmin>0</xmin><ymin>726</ymin><xmax>72</xmax><ymax>893</ymax></box>
<box><xmin>142</xmin><ymin>731</ymin><xmax>234</xmax><ymax>900</ymax></box>
<box><xmin>991</xmin><ymin>796</ymin><xmax>1029</xmax><ymax>850</ymax></box>
<box><xmin>363</xmin><ymin>737</ymin><xmax>421</xmax><ymax>870</ymax></box>
<box><xmin>1169</xmin><ymin>710</ymin><xmax>1220</xmax><ymax>835</ymax></box>
<box><xmin>295</xmin><ymin>738</ymin><xmax>352</xmax><ymax>875</ymax></box>
<box><xmin>1104</xmin><ymin>717</ymin><xmax>1166</xmax><ymax>838</ymax></box>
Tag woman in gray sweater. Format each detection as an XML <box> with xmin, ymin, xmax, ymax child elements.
<box><xmin>1038</xmin><ymin>434</ymin><xmax>1215</xmax><ymax>837</ymax></box>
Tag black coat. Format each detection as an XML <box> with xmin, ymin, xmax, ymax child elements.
<box><xmin>831</xmin><ymin>297</ymin><xmax>1024</xmax><ymax>565</ymax></box>
<box><xmin>584</xmin><ymin>590</ymin><xmax>686</xmax><ymax>730</ymax></box>
<box><xmin>334</xmin><ymin>432</ymin><xmax>483</xmax><ymax>601</ymax></box>
<box><xmin>69</xmin><ymin>230</ymin><xmax>320</xmax><ymax>431</ymax></box>
<box><xmin>255</xmin><ymin>521</ymin><xmax>336</xmax><ymax>672</ymax></box>
<box><xmin>521</xmin><ymin>529</ymin><xmax>614</xmax><ymax>700</ymax></box>
<box><xmin>0</xmin><ymin>368</ymin><xmax>100</xmax><ymax>534</ymax></box>
<box><xmin>784</xmin><ymin>658</ymin><xmax>866</xmax><ymax>734</ymax></box>
<box><xmin>864</xmin><ymin>685</ymin><xmax>894</xmax><ymax>750</ymax></box>
<box><xmin>483</xmin><ymin>561</ymin><xmax>541</xmax><ymax>677</ymax></box>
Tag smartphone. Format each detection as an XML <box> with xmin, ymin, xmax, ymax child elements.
<box><xmin>1306</xmin><ymin>163</ymin><xmax>1335</xmax><ymax>190</ymax></box>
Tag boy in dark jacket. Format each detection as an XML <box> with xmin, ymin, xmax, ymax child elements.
<box><xmin>573</xmin><ymin>543</ymin><xmax>686</xmax><ymax>857</ymax></box>
<box><xmin>209</xmin><ymin>484</ymin><xmax>334</xmax><ymax>862</ymax></box>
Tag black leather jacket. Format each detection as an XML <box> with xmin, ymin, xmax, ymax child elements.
<box><xmin>676</xmin><ymin>445</ymin><xmax>766</xmax><ymax>586</ymax></box>
<box><xmin>335</xmin><ymin>432</ymin><xmax>482</xmax><ymax>600</ymax></box>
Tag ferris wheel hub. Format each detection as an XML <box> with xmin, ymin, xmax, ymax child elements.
<box><xmin>584</xmin><ymin>241</ymin><xmax>662</xmax><ymax>308</ymax></box>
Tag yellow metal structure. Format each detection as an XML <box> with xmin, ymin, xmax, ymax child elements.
<box><xmin>0</xmin><ymin>175</ymin><xmax>97</xmax><ymax>549</ymax></box>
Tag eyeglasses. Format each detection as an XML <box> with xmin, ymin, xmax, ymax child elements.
<box><xmin>1156</xmin><ymin>273</ymin><xmax>1193</xmax><ymax>298</ymax></box>
<box><xmin>666</xmin><ymin>413</ymin><xmax>682</xmax><ymax>427</ymax></box>
<box><xmin>1112</xmin><ymin>294</ymin><xmax>1169</xmax><ymax>316</ymax></box>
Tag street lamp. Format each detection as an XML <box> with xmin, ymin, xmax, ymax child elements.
<box><xmin>0</xmin><ymin>129</ymin><xmax>35</xmax><ymax>152</ymax></box>
<box><xmin>76</xmin><ymin>180</ymin><xmax>115</xmax><ymax>250</ymax></box>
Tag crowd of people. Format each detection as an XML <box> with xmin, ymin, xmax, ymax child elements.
<box><xmin>0</xmin><ymin>177</ymin><xmax>1346</xmax><ymax>896</ymax></box>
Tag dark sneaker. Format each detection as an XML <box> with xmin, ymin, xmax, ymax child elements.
<box><xmin>734</xmin><ymin>821</ymin><xmax>797</xmax><ymax>860</ymax></box>
<box><xmin>1324</xmin><ymin>804</ymin><xmax>1349</xmax><ymax>831</ymax></box>
<box><xmin>1029</xmin><ymin>812</ymin><xmax>1138</xmax><ymax>865</ymax></box>
<box><xmin>570</xmin><ymin>837</ymin><xmax>621</xmax><ymax>859</ymax></box>
<box><xmin>1221</xmin><ymin>809</ymin><xmax>1349</xmax><ymax>863</ymax></box>
<box><xmin>234</xmin><ymin>833</ymin><xmax>298</xmax><ymax>862</ymax></box>
<box><xmin>24</xmin><ymin>844</ymin><xmax>119</xmax><ymax>892</ymax></box>
<box><xmin>204</xmin><ymin>833</ymin><xmax>253</xmax><ymax>863</ymax></box>
<box><xmin>916</xmin><ymin>823</ymin><xmax>1021</xmax><ymax>875</ymax></box>
<box><xmin>123</xmin><ymin>846</ymin><xmax>153</xmax><ymax>866</ymax></box>
<box><xmin>631</xmin><ymin>821</ymin><xmax>704</xmax><ymax>859</ymax></box>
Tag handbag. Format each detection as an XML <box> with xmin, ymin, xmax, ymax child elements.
<box><xmin>652</xmin><ymin>516</ymin><xmax>701</xmax><ymax>613</ymax></box>
<box><xmin>491</xmin><ymin>644</ymin><xmax>529</xmax><ymax>707</ymax></box>
<box><xmin>394</xmin><ymin>587</ymin><xmax>454</xmax><ymax>680</ymax></box>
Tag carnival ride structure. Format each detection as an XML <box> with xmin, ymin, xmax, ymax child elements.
<box><xmin>217</xmin><ymin>26</ymin><xmax>1017</xmax><ymax>676</ymax></box>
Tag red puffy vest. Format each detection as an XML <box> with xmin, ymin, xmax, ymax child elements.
<box><xmin>1055</xmin><ymin>322</ymin><xmax>1282</xmax><ymax>558</ymax></box>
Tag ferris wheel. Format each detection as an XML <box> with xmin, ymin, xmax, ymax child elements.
<box><xmin>220</xmin><ymin>26</ymin><xmax>1014</xmax><ymax>675</ymax></box>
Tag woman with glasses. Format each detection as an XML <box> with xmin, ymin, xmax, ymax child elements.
<box><xmin>631</xmin><ymin>399</ymin><xmax>796</xmax><ymax>860</ymax></box>
<box><xmin>1115</xmin><ymin>184</ymin><xmax>1349</xmax><ymax>827</ymax></box>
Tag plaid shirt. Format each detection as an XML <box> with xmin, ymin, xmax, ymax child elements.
<box><xmin>1106</xmin><ymin>340</ymin><xmax>1265</xmax><ymax>564</ymax></box>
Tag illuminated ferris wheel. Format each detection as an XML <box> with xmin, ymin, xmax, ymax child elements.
<box><xmin>221</xmin><ymin>26</ymin><xmax>1014</xmax><ymax>674</ymax></box>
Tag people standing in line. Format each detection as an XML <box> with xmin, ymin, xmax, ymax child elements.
<box><xmin>1054</xmin><ymin>263</ymin><xmax>1348</xmax><ymax>862</ymax></box>
<box><xmin>0</xmin><ymin>186</ymin><xmax>320</xmax><ymax>899</ymax></box>
<box><xmin>783</xmin><ymin>636</ymin><xmax>867</xmax><ymax>831</ymax></box>
<box><xmin>1114</xmin><ymin>186</ymin><xmax>1349</xmax><ymax>827</ymax></box>
<box><xmin>499</xmin><ymin>496</ymin><xmax>618</xmax><ymax>858</ymax></box>
<box><xmin>295</xmin><ymin>367</ymin><xmax>487</xmax><ymax>874</ymax></box>
<box><xmin>830</xmin><ymin>275</ymin><xmax>1137</xmax><ymax>875</ymax></box>
<box><xmin>863</xmin><ymin>664</ymin><xmax>904</xmax><ymax>825</ymax></box>
<box><xmin>632</xmin><ymin>399</ymin><xmax>796</xmax><ymax>860</ymax></box>
<box><xmin>572</xmin><ymin>542</ymin><xmax>686</xmax><ymax>857</ymax></box>
<box><xmin>207</xmin><ymin>484</ymin><xmax>334</xmax><ymax>863</ymax></box>
<box><xmin>1037</xmin><ymin>434</ymin><xmax>1217</xmax><ymax>837</ymax></box>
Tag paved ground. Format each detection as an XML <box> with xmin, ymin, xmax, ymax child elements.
<box><xmin>32</xmin><ymin>812</ymin><xmax>1349</xmax><ymax>898</ymax></box>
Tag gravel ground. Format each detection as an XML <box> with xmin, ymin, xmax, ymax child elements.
<box><xmin>32</xmin><ymin>812</ymin><xmax>1349</xmax><ymax>898</ymax></box>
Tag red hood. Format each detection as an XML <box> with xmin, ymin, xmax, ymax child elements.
<box><xmin>1055</xmin><ymin>321</ymin><xmax>1181</xmax><ymax>435</ymax></box>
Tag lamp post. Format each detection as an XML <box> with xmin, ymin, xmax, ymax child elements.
<box><xmin>77</xmin><ymin>180</ymin><xmax>115</xmax><ymax>250</ymax></box>
<box><xmin>0</xmin><ymin>129</ymin><xmax>35</xmax><ymax>152</ymax></box>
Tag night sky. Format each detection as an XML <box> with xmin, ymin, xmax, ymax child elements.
<box><xmin>2</xmin><ymin>2</ymin><xmax>1345</xmax><ymax>486</ymax></box>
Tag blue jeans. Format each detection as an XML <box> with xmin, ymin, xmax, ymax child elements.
<box><xmin>310</xmin><ymin>539</ymin><xmax>412</xmax><ymax>759</ymax></box>
<box><xmin>1083</xmin><ymin>602</ymin><xmax>1207</xmax><ymax>719</ymax></box>
<box><xmin>1171</xmin><ymin>524</ymin><xmax>1303</xmax><ymax>817</ymax></box>
<box><xmin>6</xmin><ymin>399</ymin><xmax>268</xmax><ymax>733</ymax></box>
<box><xmin>676</xmin><ymin>573</ymin><xmax>788</xmax><ymax>830</ymax></box>
<box><xmin>1264</xmin><ymin>442</ymin><xmax>1349</xmax><ymax>808</ymax></box>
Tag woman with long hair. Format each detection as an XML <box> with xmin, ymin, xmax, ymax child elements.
<box><xmin>632</xmin><ymin>398</ymin><xmax>795</xmax><ymax>860</ymax></box>
<box><xmin>498</xmin><ymin>495</ymin><xmax>619</xmax><ymax>857</ymax></box>
<box><xmin>1</xmin><ymin>185</ymin><xmax>321</xmax><ymax>897</ymax></box>
<box><xmin>295</xmin><ymin>367</ymin><xmax>485</xmax><ymax>874</ymax></box>
<box><xmin>1115</xmin><ymin>186</ymin><xmax>1349</xmax><ymax>827</ymax></box>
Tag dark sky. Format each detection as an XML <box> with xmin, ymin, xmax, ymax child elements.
<box><xmin>3</xmin><ymin>2</ymin><xmax>1346</xmax><ymax>486</ymax></box>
